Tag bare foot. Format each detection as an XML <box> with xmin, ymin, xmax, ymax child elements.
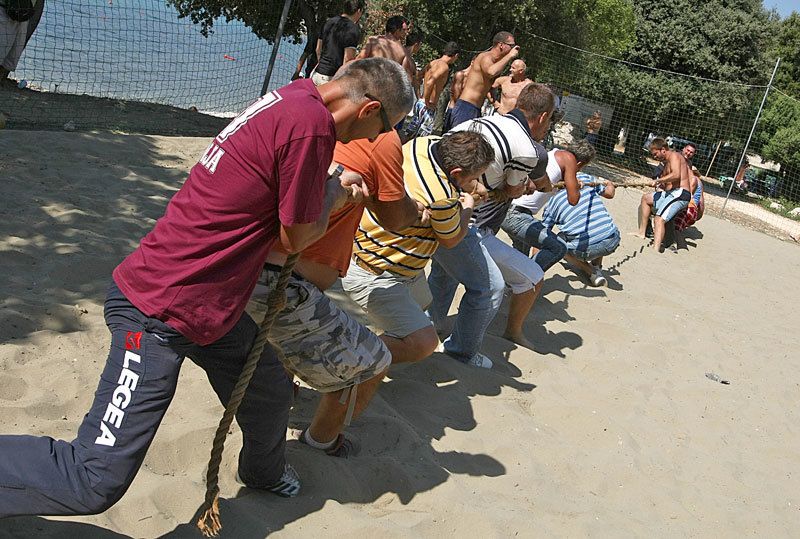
<box><xmin>503</xmin><ymin>331</ymin><xmax>535</xmax><ymax>350</ymax></box>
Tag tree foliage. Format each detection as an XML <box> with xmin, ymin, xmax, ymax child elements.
<box><xmin>169</xmin><ymin>0</ymin><xmax>798</xmax><ymax>177</ymax></box>
<box><xmin>768</xmin><ymin>12</ymin><xmax>800</xmax><ymax>96</ymax></box>
<box><xmin>168</xmin><ymin>0</ymin><xmax>637</xmax><ymax>76</ymax></box>
<box><xmin>753</xmin><ymin>13</ymin><xmax>800</xmax><ymax>176</ymax></box>
<box><xmin>377</xmin><ymin>0</ymin><xmax>636</xmax><ymax>67</ymax></box>
<box><xmin>534</xmin><ymin>0</ymin><xmax>778</xmax><ymax>169</ymax></box>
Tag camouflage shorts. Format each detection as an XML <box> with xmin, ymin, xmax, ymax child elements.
<box><xmin>246</xmin><ymin>268</ymin><xmax>391</xmax><ymax>393</ymax></box>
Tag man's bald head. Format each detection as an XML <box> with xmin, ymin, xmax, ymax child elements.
<box><xmin>510</xmin><ymin>60</ymin><xmax>527</xmax><ymax>77</ymax></box>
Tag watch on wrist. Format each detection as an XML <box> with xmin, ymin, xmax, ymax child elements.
<box><xmin>329</xmin><ymin>163</ymin><xmax>344</xmax><ymax>179</ymax></box>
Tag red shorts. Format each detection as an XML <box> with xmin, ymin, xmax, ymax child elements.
<box><xmin>673</xmin><ymin>200</ymin><xmax>703</xmax><ymax>231</ymax></box>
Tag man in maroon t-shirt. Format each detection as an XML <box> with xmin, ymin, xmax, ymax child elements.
<box><xmin>0</xmin><ymin>58</ymin><xmax>415</xmax><ymax>517</ymax></box>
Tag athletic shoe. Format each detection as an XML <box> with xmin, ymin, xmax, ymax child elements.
<box><xmin>236</xmin><ymin>463</ymin><xmax>301</xmax><ymax>498</ymax></box>
<box><xmin>467</xmin><ymin>353</ymin><xmax>493</xmax><ymax>369</ymax></box>
<box><xmin>299</xmin><ymin>428</ymin><xmax>360</xmax><ymax>458</ymax></box>
<box><xmin>591</xmin><ymin>268</ymin><xmax>607</xmax><ymax>287</ymax></box>
<box><xmin>265</xmin><ymin>463</ymin><xmax>301</xmax><ymax>497</ymax></box>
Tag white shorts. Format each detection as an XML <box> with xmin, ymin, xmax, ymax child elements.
<box><xmin>310</xmin><ymin>70</ymin><xmax>332</xmax><ymax>86</ymax></box>
<box><xmin>1</xmin><ymin>9</ymin><xmax>28</xmax><ymax>71</ymax></box>
<box><xmin>477</xmin><ymin>228</ymin><xmax>544</xmax><ymax>294</ymax></box>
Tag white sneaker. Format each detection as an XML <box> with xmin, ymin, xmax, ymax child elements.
<box><xmin>591</xmin><ymin>268</ymin><xmax>607</xmax><ymax>287</ymax></box>
<box><xmin>467</xmin><ymin>353</ymin><xmax>493</xmax><ymax>369</ymax></box>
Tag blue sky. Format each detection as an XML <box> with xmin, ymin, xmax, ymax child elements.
<box><xmin>766</xmin><ymin>0</ymin><xmax>796</xmax><ymax>17</ymax></box>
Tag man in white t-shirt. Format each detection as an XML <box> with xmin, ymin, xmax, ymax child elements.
<box><xmin>428</xmin><ymin>83</ymin><xmax>555</xmax><ymax>352</ymax></box>
<box><xmin>500</xmin><ymin>139</ymin><xmax>594</xmax><ymax>269</ymax></box>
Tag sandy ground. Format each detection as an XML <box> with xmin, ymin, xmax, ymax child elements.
<box><xmin>1</xmin><ymin>130</ymin><xmax>799</xmax><ymax>538</ymax></box>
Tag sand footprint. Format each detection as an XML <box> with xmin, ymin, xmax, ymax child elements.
<box><xmin>0</xmin><ymin>374</ymin><xmax>28</xmax><ymax>401</ymax></box>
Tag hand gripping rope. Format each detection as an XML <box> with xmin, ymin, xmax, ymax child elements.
<box><xmin>196</xmin><ymin>252</ymin><xmax>300</xmax><ymax>537</ymax></box>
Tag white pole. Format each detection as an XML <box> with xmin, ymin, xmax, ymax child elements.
<box><xmin>704</xmin><ymin>139</ymin><xmax>723</xmax><ymax>178</ymax></box>
<box><xmin>720</xmin><ymin>58</ymin><xmax>781</xmax><ymax>217</ymax></box>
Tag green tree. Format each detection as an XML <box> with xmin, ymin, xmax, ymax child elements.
<box><xmin>752</xmin><ymin>12</ymin><xmax>800</xmax><ymax>191</ymax></box>
<box><xmin>768</xmin><ymin>12</ymin><xmax>800</xmax><ymax>96</ymax></box>
<box><xmin>543</xmin><ymin>0</ymin><xmax>777</xmax><ymax>168</ymax></box>
<box><xmin>168</xmin><ymin>0</ymin><xmax>636</xmax><ymax>82</ymax></box>
<box><xmin>384</xmin><ymin>0</ymin><xmax>635</xmax><ymax>66</ymax></box>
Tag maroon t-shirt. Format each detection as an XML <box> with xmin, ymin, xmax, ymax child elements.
<box><xmin>113</xmin><ymin>79</ymin><xmax>335</xmax><ymax>345</ymax></box>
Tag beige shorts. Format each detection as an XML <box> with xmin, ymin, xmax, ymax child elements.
<box><xmin>341</xmin><ymin>263</ymin><xmax>433</xmax><ymax>339</ymax></box>
<box><xmin>247</xmin><ymin>267</ymin><xmax>391</xmax><ymax>393</ymax></box>
<box><xmin>310</xmin><ymin>70</ymin><xmax>332</xmax><ymax>86</ymax></box>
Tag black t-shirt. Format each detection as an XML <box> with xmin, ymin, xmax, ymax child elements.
<box><xmin>316</xmin><ymin>15</ymin><xmax>361</xmax><ymax>77</ymax></box>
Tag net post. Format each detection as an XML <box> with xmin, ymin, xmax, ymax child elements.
<box><xmin>704</xmin><ymin>140</ymin><xmax>723</xmax><ymax>178</ymax></box>
<box><xmin>261</xmin><ymin>0</ymin><xmax>294</xmax><ymax>96</ymax></box>
<box><xmin>720</xmin><ymin>57</ymin><xmax>781</xmax><ymax>218</ymax></box>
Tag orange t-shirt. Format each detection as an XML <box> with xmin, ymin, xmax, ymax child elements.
<box><xmin>272</xmin><ymin>130</ymin><xmax>407</xmax><ymax>276</ymax></box>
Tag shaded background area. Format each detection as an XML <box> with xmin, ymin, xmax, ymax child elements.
<box><xmin>2</xmin><ymin>0</ymin><xmax>799</xmax><ymax>237</ymax></box>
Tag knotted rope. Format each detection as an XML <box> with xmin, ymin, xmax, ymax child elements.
<box><xmin>196</xmin><ymin>252</ymin><xmax>300</xmax><ymax>537</ymax></box>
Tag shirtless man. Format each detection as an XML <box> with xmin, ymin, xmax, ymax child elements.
<box><xmin>444</xmin><ymin>31</ymin><xmax>519</xmax><ymax>130</ymax></box>
<box><xmin>634</xmin><ymin>137</ymin><xmax>692</xmax><ymax>252</ymax></box>
<box><xmin>490</xmin><ymin>59</ymin><xmax>533</xmax><ymax>114</ymax></box>
<box><xmin>358</xmin><ymin>16</ymin><xmax>415</xmax><ymax>81</ymax></box>
<box><xmin>405</xmin><ymin>30</ymin><xmax>424</xmax><ymax>91</ymax></box>
<box><xmin>423</xmin><ymin>42</ymin><xmax>459</xmax><ymax>109</ymax></box>
<box><xmin>400</xmin><ymin>41</ymin><xmax>459</xmax><ymax>142</ymax></box>
<box><xmin>443</xmin><ymin>64</ymin><xmax>469</xmax><ymax>126</ymax></box>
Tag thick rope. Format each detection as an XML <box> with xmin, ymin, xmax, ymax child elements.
<box><xmin>488</xmin><ymin>179</ymin><xmax>655</xmax><ymax>203</ymax></box>
<box><xmin>196</xmin><ymin>252</ymin><xmax>300</xmax><ymax>537</ymax></box>
<box><xmin>551</xmin><ymin>180</ymin><xmax>656</xmax><ymax>189</ymax></box>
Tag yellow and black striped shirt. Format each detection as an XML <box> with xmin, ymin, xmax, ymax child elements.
<box><xmin>353</xmin><ymin>136</ymin><xmax>462</xmax><ymax>277</ymax></box>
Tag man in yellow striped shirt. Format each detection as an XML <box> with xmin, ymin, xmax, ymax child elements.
<box><xmin>342</xmin><ymin>131</ymin><xmax>494</xmax><ymax>366</ymax></box>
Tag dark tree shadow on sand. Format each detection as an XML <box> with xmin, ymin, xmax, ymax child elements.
<box><xmin>0</xmin><ymin>130</ymin><xmax>194</xmax><ymax>344</ymax></box>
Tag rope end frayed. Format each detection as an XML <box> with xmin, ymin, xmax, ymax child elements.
<box><xmin>196</xmin><ymin>496</ymin><xmax>222</xmax><ymax>537</ymax></box>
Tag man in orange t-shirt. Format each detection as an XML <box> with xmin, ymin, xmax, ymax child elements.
<box><xmin>249</xmin><ymin>130</ymin><xmax>420</xmax><ymax>457</ymax></box>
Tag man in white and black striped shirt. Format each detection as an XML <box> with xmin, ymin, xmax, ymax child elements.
<box><xmin>428</xmin><ymin>83</ymin><xmax>555</xmax><ymax>357</ymax></box>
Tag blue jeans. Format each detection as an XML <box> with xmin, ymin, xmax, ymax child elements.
<box><xmin>427</xmin><ymin>227</ymin><xmax>504</xmax><ymax>362</ymax></box>
<box><xmin>0</xmin><ymin>281</ymin><xmax>293</xmax><ymax>517</ymax></box>
<box><xmin>500</xmin><ymin>206</ymin><xmax>568</xmax><ymax>272</ymax></box>
<box><xmin>568</xmin><ymin>229</ymin><xmax>621</xmax><ymax>262</ymax></box>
